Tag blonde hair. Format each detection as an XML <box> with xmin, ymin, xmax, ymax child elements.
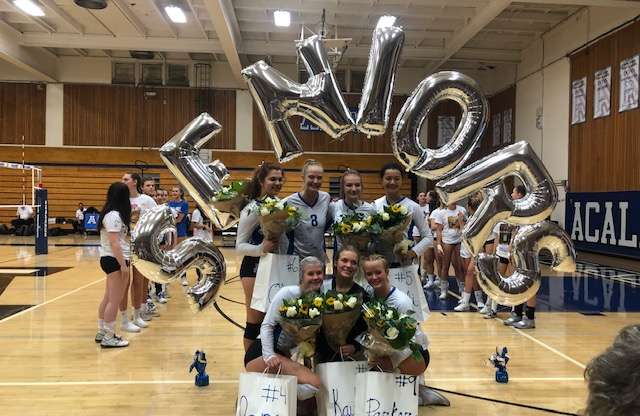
<box><xmin>302</xmin><ymin>159</ymin><xmax>323</xmax><ymax>176</ymax></box>
<box><xmin>362</xmin><ymin>254</ymin><xmax>389</xmax><ymax>272</ymax></box>
<box><xmin>339</xmin><ymin>168</ymin><xmax>362</xmax><ymax>200</ymax></box>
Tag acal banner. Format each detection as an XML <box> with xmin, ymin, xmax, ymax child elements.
<box><xmin>565</xmin><ymin>191</ymin><xmax>640</xmax><ymax>259</ymax></box>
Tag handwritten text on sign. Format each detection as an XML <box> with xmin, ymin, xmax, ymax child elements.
<box><xmin>355</xmin><ymin>372</ymin><xmax>418</xmax><ymax>416</ymax></box>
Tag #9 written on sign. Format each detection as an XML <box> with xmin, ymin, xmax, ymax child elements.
<box><xmin>362</xmin><ymin>375</ymin><xmax>418</xmax><ymax>416</ymax></box>
<box><xmin>237</xmin><ymin>382</ymin><xmax>289</xmax><ymax>416</ymax></box>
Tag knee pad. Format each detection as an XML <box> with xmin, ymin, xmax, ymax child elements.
<box><xmin>244</xmin><ymin>322</ymin><xmax>261</xmax><ymax>340</ymax></box>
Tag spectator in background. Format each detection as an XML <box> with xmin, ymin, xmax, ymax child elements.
<box><xmin>191</xmin><ymin>207</ymin><xmax>212</xmax><ymax>242</ymax></box>
<box><xmin>168</xmin><ymin>186</ymin><xmax>189</xmax><ymax>286</ymax></box>
<box><xmin>583</xmin><ymin>324</ymin><xmax>640</xmax><ymax>416</ymax></box>
<box><xmin>153</xmin><ymin>188</ymin><xmax>163</xmax><ymax>205</ymax></box>
<box><xmin>73</xmin><ymin>202</ymin><xmax>86</xmax><ymax>234</ymax></box>
<box><xmin>140</xmin><ymin>177</ymin><xmax>162</xmax><ymax>315</ymax></box>
<box><xmin>12</xmin><ymin>203</ymin><xmax>34</xmax><ymax>230</ymax></box>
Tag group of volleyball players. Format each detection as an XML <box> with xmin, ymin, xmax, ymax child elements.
<box><xmin>95</xmin><ymin>170</ymin><xmax>212</xmax><ymax>347</ymax></box>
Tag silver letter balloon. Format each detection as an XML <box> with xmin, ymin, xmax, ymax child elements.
<box><xmin>240</xmin><ymin>15</ymin><xmax>576</xmax><ymax>306</ymax></box>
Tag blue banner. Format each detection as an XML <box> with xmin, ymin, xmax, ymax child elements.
<box><xmin>565</xmin><ymin>191</ymin><xmax>640</xmax><ymax>259</ymax></box>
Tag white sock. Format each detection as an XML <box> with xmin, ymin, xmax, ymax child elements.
<box><xmin>133</xmin><ymin>308</ymin><xmax>141</xmax><ymax>320</ymax></box>
<box><xmin>474</xmin><ymin>290</ymin><xmax>484</xmax><ymax>304</ymax></box>
<box><xmin>461</xmin><ymin>291</ymin><xmax>471</xmax><ymax>304</ymax></box>
<box><xmin>120</xmin><ymin>311</ymin><xmax>129</xmax><ymax>323</ymax></box>
<box><xmin>492</xmin><ymin>301</ymin><xmax>498</xmax><ymax>312</ymax></box>
<box><xmin>98</xmin><ymin>319</ymin><xmax>104</xmax><ymax>330</ymax></box>
<box><xmin>428</xmin><ymin>273</ymin><xmax>435</xmax><ymax>281</ymax></box>
<box><xmin>104</xmin><ymin>321</ymin><xmax>115</xmax><ymax>334</ymax></box>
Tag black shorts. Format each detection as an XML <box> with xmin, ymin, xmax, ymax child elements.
<box><xmin>244</xmin><ymin>326</ymin><xmax>283</xmax><ymax>366</ymax></box>
<box><xmin>499</xmin><ymin>256</ymin><xmax>509</xmax><ymax>265</ymax></box>
<box><xmin>100</xmin><ymin>256</ymin><xmax>129</xmax><ymax>274</ymax></box>
<box><xmin>484</xmin><ymin>239</ymin><xmax>495</xmax><ymax>248</ymax></box>
<box><xmin>420</xmin><ymin>348</ymin><xmax>430</xmax><ymax>368</ymax></box>
<box><xmin>240</xmin><ymin>256</ymin><xmax>260</xmax><ymax>278</ymax></box>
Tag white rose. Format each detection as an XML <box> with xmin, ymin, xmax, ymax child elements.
<box><xmin>260</xmin><ymin>207</ymin><xmax>270</xmax><ymax>216</ymax></box>
<box><xmin>333</xmin><ymin>300</ymin><xmax>344</xmax><ymax>310</ymax></box>
<box><xmin>385</xmin><ymin>326</ymin><xmax>399</xmax><ymax>340</ymax></box>
<box><xmin>286</xmin><ymin>306</ymin><xmax>297</xmax><ymax>317</ymax></box>
<box><xmin>275</xmin><ymin>202</ymin><xmax>284</xmax><ymax>210</ymax></box>
<box><xmin>298</xmin><ymin>299</ymin><xmax>303</xmax><ymax>306</ymax></box>
<box><xmin>337</xmin><ymin>293</ymin><xmax>344</xmax><ymax>300</ymax></box>
<box><xmin>400</xmin><ymin>205</ymin><xmax>408</xmax><ymax>215</ymax></box>
<box><xmin>345</xmin><ymin>296</ymin><xmax>357</xmax><ymax>309</ymax></box>
<box><xmin>382</xmin><ymin>212</ymin><xmax>390</xmax><ymax>221</ymax></box>
<box><xmin>386</xmin><ymin>310</ymin><xmax>394</xmax><ymax>319</ymax></box>
<box><xmin>352</xmin><ymin>223</ymin><xmax>362</xmax><ymax>232</ymax></box>
<box><xmin>309</xmin><ymin>308</ymin><xmax>320</xmax><ymax>318</ymax></box>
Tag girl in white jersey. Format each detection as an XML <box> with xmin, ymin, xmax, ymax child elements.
<box><xmin>426</xmin><ymin>198</ymin><xmax>444</xmax><ymax>291</ymax></box>
<box><xmin>413</xmin><ymin>191</ymin><xmax>436</xmax><ymax>288</ymax></box>
<box><xmin>244</xmin><ymin>257</ymin><xmax>324</xmax><ymax>402</ymax></box>
<box><xmin>236</xmin><ymin>162</ymin><xmax>287</xmax><ymax>351</ymax></box>
<box><xmin>362</xmin><ymin>255</ymin><xmax>450</xmax><ymax>407</ymax></box>
<box><xmin>285</xmin><ymin>160</ymin><xmax>331</xmax><ymax>263</ymax></box>
<box><xmin>95</xmin><ymin>182</ymin><xmax>131</xmax><ymax>348</ymax></box>
<box><xmin>454</xmin><ymin>193</ymin><xmax>491</xmax><ymax>312</ymax></box>
<box><xmin>434</xmin><ymin>201</ymin><xmax>466</xmax><ymax>300</ymax></box>
<box><xmin>329</xmin><ymin>169</ymin><xmax>376</xmax><ymax>259</ymax></box>
<box><xmin>374</xmin><ymin>162</ymin><xmax>431</xmax><ymax>266</ymax></box>
<box><xmin>119</xmin><ymin>172</ymin><xmax>156</xmax><ymax>333</ymax></box>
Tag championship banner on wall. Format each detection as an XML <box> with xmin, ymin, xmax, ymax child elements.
<box><xmin>571</xmin><ymin>77</ymin><xmax>587</xmax><ymax>124</ymax></box>
<box><xmin>594</xmin><ymin>67</ymin><xmax>611</xmax><ymax>119</ymax></box>
<box><xmin>565</xmin><ymin>191</ymin><xmax>640</xmax><ymax>259</ymax></box>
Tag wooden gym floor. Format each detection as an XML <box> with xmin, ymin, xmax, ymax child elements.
<box><xmin>0</xmin><ymin>235</ymin><xmax>638</xmax><ymax>415</ymax></box>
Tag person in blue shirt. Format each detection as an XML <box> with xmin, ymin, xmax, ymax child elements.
<box><xmin>168</xmin><ymin>186</ymin><xmax>189</xmax><ymax>285</ymax></box>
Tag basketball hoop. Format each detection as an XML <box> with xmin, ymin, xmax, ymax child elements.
<box><xmin>295</xmin><ymin>9</ymin><xmax>352</xmax><ymax>70</ymax></box>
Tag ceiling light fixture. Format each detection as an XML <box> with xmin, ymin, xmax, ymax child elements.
<box><xmin>13</xmin><ymin>0</ymin><xmax>45</xmax><ymax>16</ymax></box>
<box><xmin>165</xmin><ymin>5</ymin><xmax>187</xmax><ymax>23</ymax></box>
<box><xmin>274</xmin><ymin>10</ymin><xmax>290</xmax><ymax>27</ymax></box>
<box><xmin>73</xmin><ymin>0</ymin><xmax>106</xmax><ymax>10</ymax></box>
<box><xmin>376</xmin><ymin>15</ymin><xmax>397</xmax><ymax>29</ymax></box>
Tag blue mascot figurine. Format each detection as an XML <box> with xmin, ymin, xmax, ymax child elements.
<box><xmin>489</xmin><ymin>346</ymin><xmax>509</xmax><ymax>383</ymax></box>
<box><xmin>189</xmin><ymin>350</ymin><xmax>209</xmax><ymax>387</ymax></box>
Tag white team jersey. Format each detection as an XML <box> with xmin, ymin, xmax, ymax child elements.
<box><xmin>435</xmin><ymin>205</ymin><xmax>466</xmax><ymax>244</ymax></box>
<box><xmin>130</xmin><ymin>194</ymin><xmax>157</xmax><ymax>240</ymax></box>
<box><xmin>494</xmin><ymin>222</ymin><xmax>518</xmax><ymax>258</ymax></box>
<box><xmin>191</xmin><ymin>208</ymin><xmax>213</xmax><ymax>242</ymax></box>
<box><xmin>411</xmin><ymin>204</ymin><xmax>432</xmax><ymax>239</ymax></box>
<box><xmin>329</xmin><ymin>199</ymin><xmax>376</xmax><ymax>223</ymax></box>
<box><xmin>99</xmin><ymin>210</ymin><xmax>130</xmax><ymax>259</ymax></box>
<box><xmin>374</xmin><ymin>196</ymin><xmax>432</xmax><ymax>261</ymax></box>
<box><xmin>285</xmin><ymin>191</ymin><xmax>331</xmax><ymax>261</ymax></box>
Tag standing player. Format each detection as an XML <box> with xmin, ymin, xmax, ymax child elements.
<box><xmin>413</xmin><ymin>192</ymin><xmax>436</xmax><ymax>288</ymax></box>
<box><xmin>285</xmin><ymin>160</ymin><xmax>331</xmax><ymax>263</ymax></box>
<box><xmin>374</xmin><ymin>162</ymin><xmax>431</xmax><ymax>267</ymax></box>
<box><xmin>434</xmin><ymin>200</ymin><xmax>466</xmax><ymax>300</ymax></box>
<box><xmin>168</xmin><ymin>186</ymin><xmax>189</xmax><ymax>286</ymax></box>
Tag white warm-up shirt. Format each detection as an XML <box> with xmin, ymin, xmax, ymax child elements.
<box><xmin>99</xmin><ymin>210</ymin><xmax>130</xmax><ymax>259</ymax></box>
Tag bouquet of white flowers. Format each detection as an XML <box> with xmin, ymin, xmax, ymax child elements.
<box><xmin>370</xmin><ymin>203</ymin><xmax>412</xmax><ymax>259</ymax></box>
<box><xmin>357</xmin><ymin>300</ymin><xmax>421</xmax><ymax>363</ymax></box>
<box><xmin>278</xmin><ymin>293</ymin><xmax>323</xmax><ymax>366</ymax></box>
<box><xmin>252</xmin><ymin>197</ymin><xmax>302</xmax><ymax>241</ymax></box>
<box><xmin>333</xmin><ymin>212</ymin><xmax>377</xmax><ymax>254</ymax></box>
<box><xmin>321</xmin><ymin>291</ymin><xmax>363</xmax><ymax>353</ymax></box>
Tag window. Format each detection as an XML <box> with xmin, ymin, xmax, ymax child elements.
<box><xmin>112</xmin><ymin>62</ymin><xmax>135</xmax><ymax>84</ymax></box>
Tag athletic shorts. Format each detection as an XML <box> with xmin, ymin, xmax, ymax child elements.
<box><xmin>100</xmin><ymin>256</ymin><xmax>130</xmax><ymax>274</ymax></box>
<box><xmin>239</xmin><ymin>256</ymin><xmax>260</xmax><ymax>278</ymax></box>
<box><xmin>244</xmin><ymin>326</ymin><xmax>283</xmax><ymax>366</ymax></box>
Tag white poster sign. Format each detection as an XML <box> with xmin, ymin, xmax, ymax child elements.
<box><xmin>502</xmin><ymin>108</ymin><xmax>512</xmax><ymax>144</ymax></box>
<box><xmin>437</xmin><ymin>115</ymin><xmax>456</xmax><ymax>146</ymax></box>
<box><xmin>619</xmin><ymin>55</ymin><xmax>639</xmax><ymax>112</ymax></box>
<box><xmin>594</xmin><ymin>67</ymin><xmax>611</xmax><ymax>119</ymax></box>
<box><xmin>492</xmin><ymin>112</ymin><xmax>501</xmax><ymax>146</ymax></box>
<box><xmin>571</xmin><ymin>77</ymin><xmax>587</xmax><ymax>125</ymax></box>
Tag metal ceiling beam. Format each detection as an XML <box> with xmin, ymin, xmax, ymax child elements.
<box><xmin>425</xmin><ymin>0</ymin><xmax>513</xmax><ymax>73</ymax></box>
<box><xmin>201</xmin><ymin>0</ymin><xmax>244</xmax><ymax>87</ymax></box>
<box><xmin>148</xmin><ymin>0</ymin><xmax>178</xmax><ymax>38</ymax></box>
<box><xmin>111</xmin><ymin>0</ymin><xmax>148</xmax><ymax>36</ymax></box>
<box><xmin>40</xmin><ymin>0</ymin><xmax>84</xmax><ymax>34</ymax></box>
<box><xmin>2</xmin><ymin>0</ymin><xmax>55</xmax><ymax>33</ymax></box>
<box><xmin>517</xmin><ymin>0</ymin><xmax>640</xmax><ymax>8</ymax></box>
<box><xmin>0</xmin><ymin>19</ymin><xmax>57</xmax><ymax>81</ymax></box>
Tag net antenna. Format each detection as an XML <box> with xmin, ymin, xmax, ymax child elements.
<box><xmin>295</xmin><ymin>8</ymin><xmax>351</xmax><ymax>71</ymax></box>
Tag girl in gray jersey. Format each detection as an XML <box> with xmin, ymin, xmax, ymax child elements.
<box><xmin>285</xmin><ymin>160</ymin><xmax>331</xmax><ymax>263</ymax></box>
<box><xmin>329</xmin><ymin>169</ymin><xmax>376</xmax><ymax>257</ymax></box>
